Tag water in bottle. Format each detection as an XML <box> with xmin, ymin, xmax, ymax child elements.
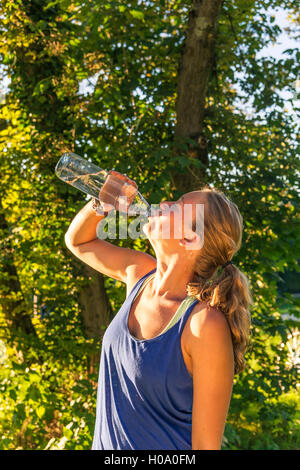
<box><xmin>55</xmin><ymin>152</ymin><xmax>151</xmax><ymax>216</ymax></box>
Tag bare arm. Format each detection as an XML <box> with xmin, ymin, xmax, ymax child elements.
<box><xmin>187</xmin><ymin>306</ymin><xmax>235</xmax><ymax>450</ymax></box>
<box><xmin>64</xmin><ymin>199</ymin><xmax>156</xmax><ymax>284</ymax></box>
<box><xmin>65</xmin><ymin>199</ymin><xmax>108</xmax><ymax>246</ymax></box>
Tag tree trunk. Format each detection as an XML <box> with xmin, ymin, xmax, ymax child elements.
<box><xmin>69</xmin><ymin>257</ymin><xmax>113</xmax><ymax>373</ymax></box>
<box><xmin>78</xmin><ymin>264</ymin><xmax>113</xmax><ymax>341</ymax></box>
<box><xmin>0</xmin><ymin>199</ymin><xmax>36</xmax><ymax>336</ymax></box>
<box><xmin>9</xmin><ymin>0</ymin><xmax>114</xmax><ymax>366</ymax></box>
<box><xmin>172</xmin><ymin>0</ymin><xmax>224</xmax><ymax>192</ymax></box>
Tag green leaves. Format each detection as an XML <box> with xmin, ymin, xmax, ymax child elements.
<box><xmin>36</xmin><ymin>406</ymin><xmax>46</xmax><ymax>419</ymax></box>
<box><xmin>32</xmin><ymin>78</ymin><xmax>53</xmax><ymax>96</ymax></box>
<box><xmin>0</xmin><ymin>0</ymin><xmax>299</xmax><ymax>451</ymax></box>
<box><xmin>129</xmin><ymin>9</ymin><xmax>145</xmax><ymax>21</ymax></box>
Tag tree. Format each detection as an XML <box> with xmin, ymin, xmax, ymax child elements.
<box><xmin>0</xmin><ymin>0</ymin><xmax>299</xmax><ymax>450</ymax></box>
<box><xmin>0</xmin><ymin>196</ymin><xmax>36</xmax><ymax>336</ymax></box>
<box><xmin>0</xmin><ymin>0</ymin><xmax>113</xmax><ymax>353</ymax></box>
<box><xmin>173</xmin><ymin>0</ymin><xmax>223</xmax><ymax>191</ymax></box>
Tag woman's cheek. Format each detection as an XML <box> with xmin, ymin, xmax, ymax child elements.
<box><xmin>159</xmin><ymin>213</ymin><xmax>176</xmax><ymax>239</ymax></box>
<box><xmin>144</xmin><ymin>210</ymin><xmax>180</xmax><ymax>240</ymax></box>
<box><xmin>163</xmin><ymin>210</ymin><xmax>182</xmax><ymax>239</ymax></box>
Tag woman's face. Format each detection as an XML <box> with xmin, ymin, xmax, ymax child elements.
<box><xmin>143</xmin><ymin>191</ymin><xmax>204</xmax><ymax>249</ymax></box>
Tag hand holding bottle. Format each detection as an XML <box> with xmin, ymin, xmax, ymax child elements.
<box><xmin>99</xmin><ymin>170</ymin><xmax>138</xmax><ymax>213</ymax></box>
<box><xmin>55</xmin><ymin>153</ymin><xmax>150</xmax><ymax>216</ymax></box>
<box><xmin>91</xmin><ymin>197</ymin><xmax>114</xmax><ymax>216</ymax></box>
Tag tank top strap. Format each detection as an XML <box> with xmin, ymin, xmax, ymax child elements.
<box><xmin>127</xmin><ymin>267</ymin><xmax>157</xmax><ymax>300</ymax></box>
<box><xmin>160</xmin><ymin>295</ymin><xmax>198</xmax><ymax>335</ymax></box>
<box><xmin>176</xmin><ymin>296</ymin><xmax>200</xmax><ymax>336</ymax></box>
<box><xmin>131</xmin><ymin>268</ymin><xmax>199</xmax><ymax>337</ymax></box>
<box><xmin>132</xmin><ymin>272</ymin><xmax>156</xmax><ymax>302</ymax></box>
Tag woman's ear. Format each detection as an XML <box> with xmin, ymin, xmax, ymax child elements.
<box><xmin>179</xmin><ymin>231</ymin><xmax>202</xmax><ymax>251</ymax></box>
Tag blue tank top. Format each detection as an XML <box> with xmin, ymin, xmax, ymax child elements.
<box><xmin>92</xmin><ymin>267</ymin><xmax>199</xmax><ymax>450</ymax></box>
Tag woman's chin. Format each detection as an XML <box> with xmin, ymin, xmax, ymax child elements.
<box><xmin>142</xmin><ymin>222</ymin><xmax>148</xmax><ymax>234</ymax></box>
<box><xmin>142</xmin><ymin>222</ymin><xmax>152</xmax><ymax>238</ymax></box>
<box><xmin>142</xmin><ymin>221</ymin><xmax>159</xmax><ymax>240</ymax></box>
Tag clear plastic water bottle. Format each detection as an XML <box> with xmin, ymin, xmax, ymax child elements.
<box><xmin>55</xmin><ymin>152</ymin><xmax>151</xmax><ymax>216</ymax></box>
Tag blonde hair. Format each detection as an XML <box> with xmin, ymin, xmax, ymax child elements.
<box><xmin>186</xmin><ymin>185</ymin><xmax>253</xmax><ymax>375</ymax></box>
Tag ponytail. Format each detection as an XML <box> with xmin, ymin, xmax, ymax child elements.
<box><xmin>187</xmin><ymin>262</ymin><xmax>253</xmax><ymax>375</ymax></box>
<box><xmin>187</xmin><ymin>185</ymin><xmax>253</xmax><ymax>375</ymax></box>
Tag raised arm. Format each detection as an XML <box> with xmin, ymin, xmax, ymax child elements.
<box><xmin>64</xmin><ymin>199</ymin><xmax>156</xmax><ymax>287</ymax></box>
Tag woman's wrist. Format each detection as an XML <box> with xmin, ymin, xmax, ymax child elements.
<box><xmin>91</xmin><ymin>198</ymin><xmax>109</xmax><ymax>217</ymax></box>
<box><xmin>90</xmin><ymin>197</ymin><xmax>116</xmax><ymax>217</ymax></box>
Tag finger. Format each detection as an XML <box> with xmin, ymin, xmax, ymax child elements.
<box><xmin>100</xmin><ymin>202</ymin><xmax>115</xmax><ymax>211</ymax></box>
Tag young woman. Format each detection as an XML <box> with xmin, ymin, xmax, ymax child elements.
<box><xmin>64</xmin><ymin>185</ymin><xmax>253</xmax><ymax>450</ymax></box>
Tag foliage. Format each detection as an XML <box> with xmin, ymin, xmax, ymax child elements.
<box><xmin>0</xmin><ymin>340</ymin><xmax>98</xmax><ymax>450</ymax></box>
<box><xmin>0</xmin><ymin>0</ymin><xmax>299</xmax><ymax>450</ymax></box>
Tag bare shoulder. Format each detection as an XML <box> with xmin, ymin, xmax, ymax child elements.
<box><xmin>183</xmin><ymin>302</ymin><xmax>235</xmax><ymax>450</ymax></box>
<box><xmin>125</xmin><ymin>254</ymin><xmax>157</xmax><ymax>296</ymax></box>
<box><xmin>182</xmin><ymin>301</ymin><xmax>233</xmax><ymax>357</ymax></box>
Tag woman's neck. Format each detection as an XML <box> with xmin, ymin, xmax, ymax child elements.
<box><xmin>149</xmin><ymin>254</ymin><xmax>195</xmax><ymax>301</ymax></box>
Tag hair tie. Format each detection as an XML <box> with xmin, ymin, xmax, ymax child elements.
<box><xmin>221</xmin><ymin>260</ymin><xmax>233</xmax><ymax>269</ymax></box>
